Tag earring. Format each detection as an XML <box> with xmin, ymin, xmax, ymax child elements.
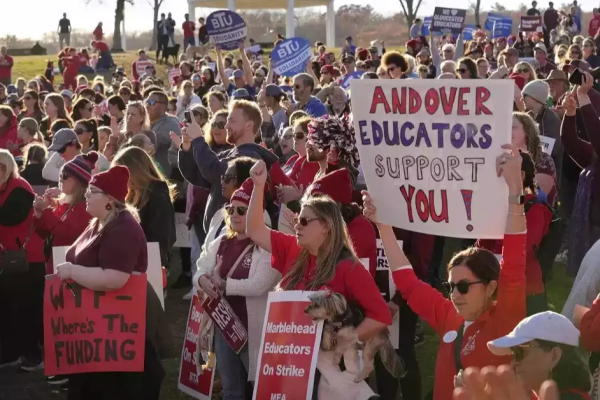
<box><xmin>105</xmin><ymin>204</ymin><xmax>112</xmax><ymax>211</ymax></box>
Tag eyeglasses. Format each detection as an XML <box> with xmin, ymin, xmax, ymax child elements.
<box><xmin>511</xmin><ymin>343</ymin><xmax>537</xmax><ymax>361</ymax></box>
<box><xmin>74</xmin><ymin>128</ymin><xmax>84</xmax><ymax>135</ymax></box>
<box><xmin>225</xmin><ymin>205</ymin><xmax>248</xmax><ymax>216</ymax></box>
<box><xmin>60</xmin><ymin>172</ymin><xmax>71</xmax><ymax>181</ymax></box>
<box><xmin>212</xmin><ymin>121</ymin><xmax>226</xmax><ymax>129</ymax></box>
<box><xmin>221</xmin><ymin>174</ymin><xmax>237</xmax><ymax>184</ymax></box>
<box><xmin>387</xmin><ymin>66</ymin><xmax>397</xmax><ymax>72</ymax></box>
<box><xmin>516</xmin><ymin>68</ymin><xmax>530</xmax><ymax>74</ymax></box>
<box><xmin>456</xmin><ymin>68</ymin><xmax>467</xmax><ymax>74</ymax></box>
<box><xmin>294</xmin><ymin>131</ymin><xmax>305</xmax><ymax>140</ymax></box>
<box><xmin>145</xmin><ymin>99</ymin><xmax>165</xmax><ymax>106</ymax></box>
<box><xmin>294</xmin><ymin>84</ymin><xmax>302</xmax><ymax>90</ymax></box>
<box><xmin>294</xmin><ymin>216</ymin><xmax>320</xmax><ymax>227</ymax></box>
<box><xmin>442</xmin><ymin>280</ymin><xmax>484</xmax><ymax>295</ymax></box>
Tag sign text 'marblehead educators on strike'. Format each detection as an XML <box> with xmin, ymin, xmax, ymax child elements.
<box><xmin>351</xmin><ymin>79</ymin><xmax>513</xmax><ymax>240</ymax></box>
<box><xmin>253</xmin><ymin>291</ymin><xmax>323</xmax><ymax>400</ymax></box>
<box><xmin>43</xmin><ymin>274</ymin><xmax>147</xmax><ymax>376</ymax></box>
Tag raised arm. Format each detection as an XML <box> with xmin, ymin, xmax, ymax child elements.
<box><xmin>216</xmin><ymin>47</ymin><xmax>229</xmax><ymax>87</ymax></box>
<box><xmin>577</xmin><ymin>72</ymin><xmax>600</xmax><ymax>156</ymax></box>
<box><xmin>561</xmin><ymin>92</ymin><xmax>595</xmax><ymax>168</ymax></box>
<box><xmin>239</xmin><ymin>43</ymin><xmax>254</xmax><ymax>87</ymax></box>
<box><xmin>246</xmin><ymin>160</ymin><xmax>273</xmax><ymax>252</ymax></box>
<box><xmin>266</xmin><ymin>60</ymin><xmax>274</xmax><ymax>85</ymax></box>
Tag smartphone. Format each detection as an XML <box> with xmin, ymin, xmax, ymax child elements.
<box><xmin>569</xmin><ymin>68</ymin><xmax>583</xmax><ymax>86</ymax></box>
<box><xmin>184</xmin><ymin>111</ymin><xmax>192</xmax><ymax>124</ymax></box>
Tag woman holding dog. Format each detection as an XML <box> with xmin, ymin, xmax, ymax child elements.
<box><xmin>247</xmin><ymin>159</ymin><xmax>391</xmax><ymax>399</ymax></box>
<box><xmin>363</xmin><ymin>144</ymin><xmax>527</xmax><ymax>400</ymax></box>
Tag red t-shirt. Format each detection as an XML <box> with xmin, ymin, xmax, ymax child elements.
<box><xmin>289</xmin><ymin>156</ymin><xmax>320</xmax><ymax>190</ymax></box>
<box><xmin>66</xmin><ymin>211</ymin><xmax>148</xmax><ymax>274</ymax></box>
<box><xmin>93</xmin><ymin>41</ymin><xmax>109</xmax><ymax>52</ymax></box>
<box><xmin>183</xmin><ymin>21</ymin><xmax>196</xmax><ymax>38</ymax></box>
<box><xmin>0</xmin><ymin>55</ymin><xmax>14</xmax><ymax>80</ymax></box>
<box><xmin>63</xmin><ymin>56</ymin><xmax>80</xmax><ymax>76</ymax></box>
<box><xmin>217</xmin><ymin>237</ymin><xmax>253</xmax><ymax>330</ymax></box>
<box><xmin>270</xmin><ymin>230</ymin><xmax>391</xmax><ymax>325</ymax></box>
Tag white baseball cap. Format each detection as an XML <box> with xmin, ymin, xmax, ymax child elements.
<box><xmin>487</xmin><ymin>311</ymin><xmax>580</xmax><ymax>356</ymax></box>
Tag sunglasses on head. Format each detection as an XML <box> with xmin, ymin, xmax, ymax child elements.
<box><xmin>212</xmin><ymin>121</ymin><xmax>226</xmax><ymax>129</ymax></box>
<box><xmin>294</xmin><ymin>216</ymin><xmax>320</xmax><ymax>227</ymax></box>
<box><xmin>60</xmin><ymin>172</ymin><xmax>71</xmax><ymax>181</ymax></box>
<box><xmin>225</xmin><ymin>205</ymin><xmax>248</xmax><ymax>216</ymax></box>
<box><xmin>456</xmin><ymin>68</ymin><xmax>467</xmax><ymax>74</ymax></box>
<box><xmin>442</xmin><ymin>279</ymin><xmax>484</xmax><ymax>295</ymax></box>
<box><xmin>221</xmin><ymin>174</ymin><xmax>237</xmax><ymax>184</ymax></box>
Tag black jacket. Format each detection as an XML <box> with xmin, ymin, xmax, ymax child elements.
<box><xmin>139</xmin><ymin>181</ymin><xmax>176</xmax><ymax>266</ymax></box>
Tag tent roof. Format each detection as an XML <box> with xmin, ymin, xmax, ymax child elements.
<box><xmin>189</xmin><ymin>0</ymin><xmax>330</xmax><ymax>9</ymax></box>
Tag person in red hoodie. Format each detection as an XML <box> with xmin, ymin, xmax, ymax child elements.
<box><xmin>33</xmin><ymin>152</ymin><xmax>95</xmax><ymax>274</ymax></box>
<box><xmin>0</xmin><ymin>106</ymin><xmax>20</xmax><ymax>156</ymax></box>
<box><xmin>363</xmin><ymin>144</ymin><xmax>527</xmax><ymax>400</ymax></box>
<box><xmin>62</xmin><ymin>47</ymin><xmax>80</xmax><ymax>91</ymax></box>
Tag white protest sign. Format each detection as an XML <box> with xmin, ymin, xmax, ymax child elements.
<box><xmin>175</xmin><ymin>212</ymin><xmax>192</xmax><ymax>248</ymax></box>
<box><xmin>541</xmin><ymin>136</ymin><xmax>556</xmax><ymax>155</ymax></box>
<box><xmin>351</xmin><ymin>79</ymin><xmax>512</xmax><ymax>239</ymax></box>
<box><xmin>53</xmin><ymin>244</ymin><xmax>165</xmax><ymax>309</ymax></box>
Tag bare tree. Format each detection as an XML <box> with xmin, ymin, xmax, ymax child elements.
<box><xmin>112</xmin><ymin>0</ymin><xmax>134</xmax><ymax>52</ymax></box>
<box><xmin>469</xmin><ymin>0</ymin><xmax>482</xmax><ymax>26</ymax></box>
<box><xmin>398</xmin><ymin>0</ymin><xmax>423</xmax><ymax>28</ymax></box>
<box><xmin>491</xmin><ymin>2</ymin><xmax>509</xmax><ymax>13</ymax></box>
<box><xmin>147</xmin><ymin>0</ymin><xmax>165</xmax><ymax>51</ymax></box>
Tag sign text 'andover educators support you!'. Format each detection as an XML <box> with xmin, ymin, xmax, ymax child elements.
<box><xmin>350</xmin><ymin>79</ymin><xmax>513</xmax><ymax>239</ymax></box>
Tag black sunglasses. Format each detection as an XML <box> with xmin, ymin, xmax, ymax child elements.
<box><xmin>212</xmin><ymin>121</ymin><xmax>226</xmax><ymax>129</ymax></box>
<box><xmin>516</xmin><ymin>68</ymin><xmax>530</xmax><ymax>74</ymax></box>
<box><xmin>225</xmin><ymin>205</ymin><xmax>248</xmax><ymax>216</ymax></box>
<box><xmin>442</xmin><ymin>280</ymin><xmax>484</xmax><ymax>295</ymax></box>
<box><xmin>60</xmin><ymin>172</ymin><xmax>71</xmax><ymax>181</ymax></box>
<box><xmin>221</xmin><ymin>174</ymin><xmax>237</xmax><ymax>184</ymax></box>
<box><xmin>456</xmin><ymin>68</ymin><xmax>467</xmax><ymax>74</ymax></box>
<box><xmin>294</xmin><ymin>132</ymin><xmax>305</xmax><ymax>140</ymax></box>
<box><xmin>295</xmin><ymin>216</ymin><xmax>320</xmax><ymax>227</ymax></box>
<box><xmin>294</xmin><ymin>84</ymin><xmax>302</xmax><ymax>90</ymax></box>
<box><xmin>74</xmin><ymin>128</ymin><xmax>84</xmax><ymax>135</ymax></box>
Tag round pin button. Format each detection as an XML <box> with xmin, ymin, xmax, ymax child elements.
<box><xmin>443</xmin><ymin>330</ymin><xmax>458</xmax><ymax>343</ymax></box>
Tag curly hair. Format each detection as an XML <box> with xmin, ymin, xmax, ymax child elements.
<box><xmin>307</xmin><ymin>115</ymin><xmax>360</xmax><ymax>169</ymax></box>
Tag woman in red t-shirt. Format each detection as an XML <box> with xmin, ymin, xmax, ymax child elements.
<box><xmin>56</xmin><ymin>166</ymin><xmax>165</xmax><ymax>399</ymax></box>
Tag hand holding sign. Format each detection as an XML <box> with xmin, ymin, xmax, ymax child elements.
<box><xmin>56</xmin><ymin>262</ymin><xmax>73</xmax><ymax>280</ymax></box>
<box><xmin>362</xmin><ymin>190</ymin><xmax>379</xmax><ymax>225</ymax></box>
<box><xmin>198</xmin><ymin>274</ymin><xmax>219</xmax><ymax>299</ymax></box>
<box><xmin>496</xmin><ymin>144</ymin><xmax>523</xmax><ymax>189</ymax></box>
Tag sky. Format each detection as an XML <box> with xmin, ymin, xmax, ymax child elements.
<box><xmin>2</xmin><ymin>0</ymin><xmax>598</xmax><ymax>40</ymax></box>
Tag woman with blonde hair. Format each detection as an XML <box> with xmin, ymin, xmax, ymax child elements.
<box><xmin>76</xmin><ymin>75</ymin><xmax>89</xmax><ymax>88</ymax></box>
<box><xmin>567</xmin><ymin>44</ymin><xmax>583</xmax><ymax>61</ymax></box>
<box><xmin>125</xmin><ymin>101</ymin><xmax>150</xmax><ymax>137</ymax></box>
<box><xmin>555</xmin><ymin>44</ymin><xmax>569</xmax><ymax>65</ymax></box>
<box><xmin>112</xmin><ymin>146</ymin><xmax>176</xmax><ymax>270</ymax></box>
<box><xmin>176</xmin><ymin>79</ymin><xmax>201</xmax><ymax>121</ymax></box>
<box><xmin>515</xmin><ymin>62</ymin><xmax>538</xmax><ymax>84</ymax></box>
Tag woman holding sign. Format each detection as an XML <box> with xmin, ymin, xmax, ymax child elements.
<box><xmin>362</xmin><ymin>144</ymin><xmax>527</xmax><ymax>400</ymax></box>
<box><xmin>246</xmin><ymin>159</ymin><xmax>391</xmax><ymax>398</ymax></box>
<box><xmin>56</xmin><ymin>166</ymin><xmax>165</xmax><ymax>399</ymax></box>
<box><xmin>195</xmin><ymin>178</ymin><xmax>280</xmax><ymax>399</ymax></box>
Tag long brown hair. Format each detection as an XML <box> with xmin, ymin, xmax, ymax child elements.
<box><xmin>111</xmin><ymin>146</ymin><xmax>176</xmax><ymax>209</ymax></box>
<box><xmin>45</xmin><ymin>93</ymin><xmax>73</xmax><ymax>125</ymax></box>
<box><xmin>280</xmin><ymin>196</ymin><xmax>357</xmax><ymax>290</ymax></box>
<box><xmin>0</xmin><ymin>106</ymin><xmax>14</xmax><ymax>133</ymax></box>
<box><xmin>513</xmin><ymin>112</ymin><xmax>542</xmax><ymax>164</ymax></box>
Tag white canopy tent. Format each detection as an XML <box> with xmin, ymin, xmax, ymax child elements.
<box><xmin>187</xmin><ymin>0</ymin><xmax>336</xmax><ymax>47</ymax></box>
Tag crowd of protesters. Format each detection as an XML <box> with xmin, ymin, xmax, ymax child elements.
<box><xmin>2</xmin><ymin>3</ymin><xmax>600</xmax><ymax>400</ymax></box>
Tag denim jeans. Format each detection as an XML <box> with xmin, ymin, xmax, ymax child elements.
<box><xmin>215</xmin><ymin>329</ymin><xmax>249</xmax><ymax>400</ymax></box>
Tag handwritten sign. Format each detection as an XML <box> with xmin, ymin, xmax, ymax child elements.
<box><xmin>206</xmin><ymin>10</ymin><xmax>247</xmax><ymax>51</ymax></box>
<box><xmin>541</xmin><ymin>136</ymin><xmax>556</xmax><ymax>155</ymax></box>
<box><xmin>175</xmin><ymin>212</ymin><xmax>191</xmax><ymax>248</ymax></box>
<box><xmin>43</xmin><ymin>274</ymin><xmax>147</xmax><ymax>376</ymax></box>
<box><xmin>521</xmin><ymin>16</ymin><xmax>542</xmax><ymax>32</ymax></box>
<box><xmin>202</xmin><ymin>294</ymin><xmax>248</xmax><ymax>354</ymax></box>
<box><xmin>178</xmin><ymin>294</ymin><xmax>216</xmax><ymax>400</ymax></box>
<box><xmin>431</xmin><ymin>8</ymin><xmax>467</xmax><ymax>35</ymax></box>
<box><xmin>375</xmin><ymin>239</ymin><xmax>402</xmax><ymax>349</ymax></box>
<box><xmin>253</xmin><ymin>291</ymin><xmax>323</xmax><ymax>400</ymax></box>
<box><xmin>350</xmin><ymin>79</ymin><xmax>513</xmax><ymax>239</ymax></box>
<box><xmin>272</xmin><ymin>37</ymin><xmax>312</xmax><ymax>77</ymax></box>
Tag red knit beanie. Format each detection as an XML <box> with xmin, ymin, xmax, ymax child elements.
<box><xmin>63</xmin><ymin>152</ymin><xmax>98</xmax><ymax>186</ymax></box>
<box><xmin>231</xmin><ymin>178</ymin><xmax>268</xmax><ymax>209</ymax></box>
<box><xmin>89</xmin><ymin>165</ymin><xmax>130</xmax><ymax>203</ymax></box>
<box><xmin>310</xmin><ymin>169</ymin><xmax>352</xmax><ymax>205</ymax></box>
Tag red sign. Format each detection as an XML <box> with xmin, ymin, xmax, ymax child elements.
<box><xmin>521</xmin><ymin>16</ymin><xmax>542</xmax><ymax>32</ymax></box>
<box><xmin>43</xmin><ymin>274</ymin><xmax>147</xmax><ymax>376</ymax></box>
<box><xmin>168</xmin><ymin>67</ymin><xmax>182</xmax><ymax>85</ymax></box>
<box><xmin>202</xmin><ymin>294</ymin><xmax>248</xmax><ymax>354</ymax></box>
<box><xmin>178</xmin><ymin>294</ymin><xmax>215</xmax><ymax>400</ymax></box>
<box><xmin>253</xmin><ymin>291</ymin><xmax>323</xmax><ymax>400</ymax></box>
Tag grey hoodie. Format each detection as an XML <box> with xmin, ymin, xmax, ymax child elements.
<box><xmin>178</xmin><ymin>136</ymin><xmax>278</xmax><ymax>233</ymax></box>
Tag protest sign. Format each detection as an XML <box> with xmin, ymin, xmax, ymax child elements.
<box><xmin>178</xmin><ymin>294</ymin><xmax>215</xmax><ymax>400</ymax></box>
<box><xmin>375</xmin><ymin>239</ymin><xmax>402</xmax><ymax>349</ymax></box>
<box><xmin>421</xmin><ymin>17</ymin><xmax>433</xmax><ymax>36</ymax></box>
<box><xmin>340</xmin><ymin>71</ymin><xmax>365</xmax><ymax>91</ymax></box>
<box><xmin>521</xmin><ymin>16</ymin><xmax>542</xmax><ymax>32</ymax></box>
<box><xmin>168</xmin><ymin>67</ymin><xmax>182</xmax><ymax>85</ymax></box>
<box><xmin>43</xmin><ymin>274</ymin><xmax>147</xmax><ymax>376</ymax></box>
<box><xmin>206</xmin><ymin>10</ymin><xmax>247</xmax><ymax>51</ymax></box>
<box><xmin>485</xmin><ymin>12</ymin><xmax>510</xmax><ymax>31</ymax></box>
<box><xmin>491</xmin><ymin>18</ymin><xmax>513</xmax><ymax>39</ymax></box>
<box><xmin>462</xmin><ymin>25</ymin><xmax>477</xmax><ymax>41</ymax></box>
<box><xmin>350</xmin><ymin>79</ymin><xmax>513</xmax><ymax>239</ymax></box>
<box><xmin>175</xmin><ymin>212</ymin><xmax>191</xmax><ymax>248</ymax></box>
<box><xmin>541</xmin><ymin>136</ymin><xmax>556</xmax><ymax>155</ymax></box>
<box><xmin>431</xmin><ymin>8</ymin><xmax>467</xmax><ymax>35</ymax></box>
<box><xmin>272</xmin><ymin>37</ymin><xmax>312</xmax><ymax>77</ymax></box>
<box><xmin>202</xmin><ymin>294</ymin><xmax>248</xmax><ymax>354</ymax></box>
<box><xmin>253</xmin><ymin>291</ymin><xmax>323</xmax><ymax>400</ymax></box>
<box><xmin>135</xmin><ymin>59</ymin><xmax>153</xmax><ymax>78</ymax></box>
